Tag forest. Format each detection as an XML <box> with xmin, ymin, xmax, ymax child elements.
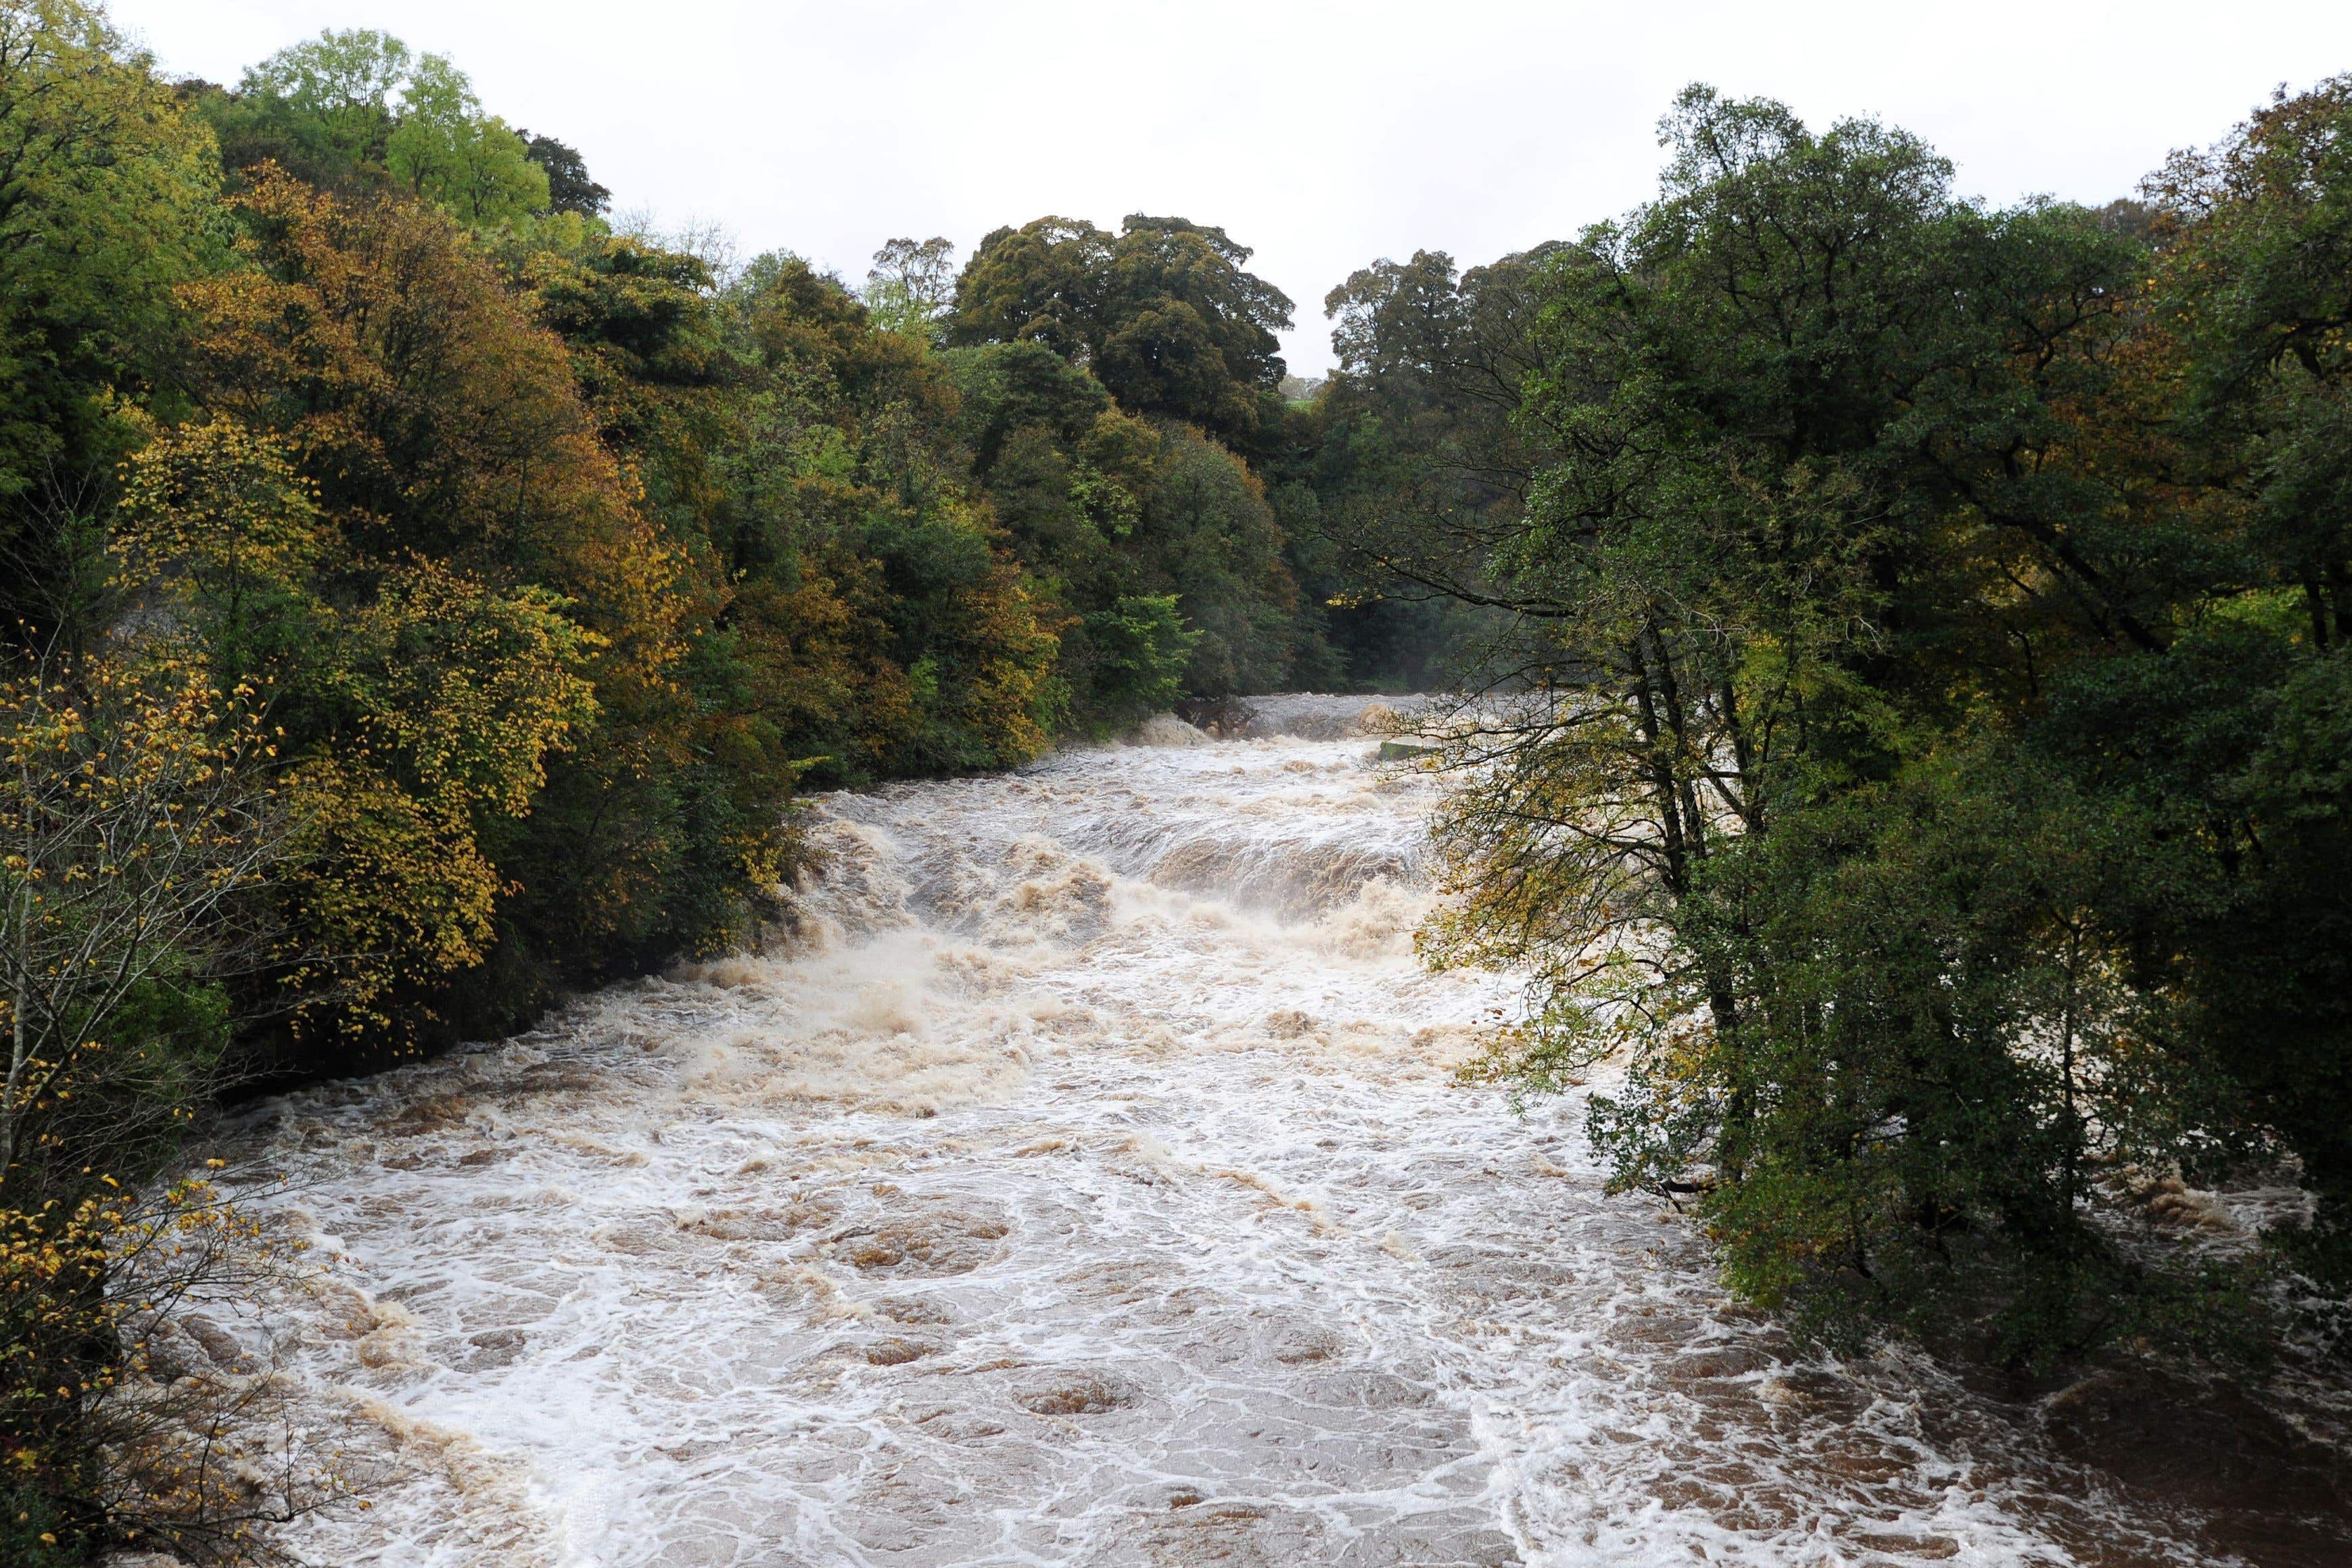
<box><xmin>1</xmin><ymin>0</ymin><xmax>2349</xmax><ymax>1558</ymax></box>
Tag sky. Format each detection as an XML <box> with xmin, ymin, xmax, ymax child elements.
<box><xmin>112</xmin><ymin>0</ymin><xmax>2352</xmax><ymax>375</ymax></box>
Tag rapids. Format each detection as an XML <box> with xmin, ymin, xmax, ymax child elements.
<box><xmin>210</xmin><ymin>696</ymin><xmax>2336</xmax><ymax>1565</ymax></box>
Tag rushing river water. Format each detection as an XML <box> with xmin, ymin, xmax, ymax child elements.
<box><xmin>213</xmin><ymin>696</ymin><xmax>2345</xmax><ymax>1567</ymax></box>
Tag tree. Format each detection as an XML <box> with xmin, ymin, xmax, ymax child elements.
<box><xmin>1142</xmin><ymin>425</ymin><xmax>1300</xmax><ymax>696</ymax></box>
<box><xmin>864</xmin><ymin>235</ymin><xmax>956</xmax><ymax>343</ymax></box>
<box><xmin>0</xmin><ymin>651</ymin><xmax>284</xmax><ymax>1190</ymax></box>
<box><xmin>950</xmin><ymin>214</ymin><xmax>1294</xmax><ymax>448</ymax></box>
<box><xmin>942</xmin><ymin>337</ymin><xmax>1318</xmax><ymax>718</ymax></box>
<box><xmin>0</xmin><ymin>646</ymin><xmax>315</xmax><ymax>1562</ymax></box>
<box><xmin>1276</xmin><ymin>245</ymin><xmax>1550</xmax><ymax>688</ymax></box>
<box><xmin>518</xmin><ymin>128</ymin><xmax>609</xmax><ymax>216</ymax></box>
<box><xmin>383</xmin><ymin>53</ymin><xmax>547</xmax><ymax>226</ymax></box>
<box><xmin>948</xmin><ymin>216</ymin><xmax>1108</xmax><ymax>360</ymax></box>
<box><xmin>190</xmin><ymin>26</ymin><xmax>408</xmax><ymax>198</ymax></box>
<box><xmin>111</xmin><ymin>413</ymin><xmax>601</xmax><ymax>1046</ymax></box>
<box><xmin>2063</xmin><ymin>76</ymin><xmax>2352</xmax><ymax>1297</ymax></box>
<box><xmin>1421</xmin><ymin>86</ymin><xmax>2221</xmax><ymax>1358</ymax></box>
<box><xmin>718</xmin><ymin>253</ymin><xmax>1059</xmax><ymax>778</ymax></box>
<box><xmin>199</xmin><ymin>30</ymin><xmax>560</xmax><ymax>230</ymax></box>
<box><xmin>233</xmin><ymin>26</ymin><xmax>406</xmax><ymax>167</ymax></box>
<box><xmin>943</xmin><ymin>211</ymin><xmax>1343</xmax><ymax>700</ymax></box>
<box><xmin>162</xmin><ymin>174</ymin><xmax>724</xmax><ymax>1047</ymax></box>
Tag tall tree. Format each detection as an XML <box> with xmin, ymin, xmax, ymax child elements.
<box><xmin>192</xmin><ymin>26</ymin><xmax>408</xmax><ymax>196</ymax></box>
<box><xmin>232</xmin><ymin>26</ymin><xmax>406</xmax><ymax>166</ymax></box>
<box><xmin>1279</xmin><ymin>245</ymin><xmax>1551</xmax><ymax>688</ymax></box>
<box><xmin>517</xmin><ymin>128</ymin><xmax>609</xmax><ymax>216</ymax></box>
<box><xmin>949</xmin><ymin>214</ymin><xmax>1294</xmax><ymax>448</ymax></box>
<box><xmin>383</xmin><ymin>53</ymin><xmax>546</xmax><ymax>225</ymax></box>
<box><xmin>864</xmin><ymin>235</ymin><xmax>956</xmax><ymax>343</ymax></box>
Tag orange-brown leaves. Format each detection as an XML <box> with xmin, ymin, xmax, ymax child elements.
<box><xmin>177</xmin><ymin>170</ymin><xmax>685</xmax><ymax>675</ymax></box>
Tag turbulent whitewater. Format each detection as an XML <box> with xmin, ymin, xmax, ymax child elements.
<box><xmin>218</xmin><ymin>696</ymin><xmax>2278</xmax><ymax>1565</ymax></box>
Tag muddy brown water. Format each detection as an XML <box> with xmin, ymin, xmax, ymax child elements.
<box><xmin>196</xmin><ymin>696</ymin><xmax>2348</xmax><ymax>1565</ymax></box>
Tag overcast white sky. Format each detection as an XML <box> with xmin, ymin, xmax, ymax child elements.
<box><xmin>113</xmin><ymin>1</ymin><xmax>2352</xmax><ymax>373</ymax></box>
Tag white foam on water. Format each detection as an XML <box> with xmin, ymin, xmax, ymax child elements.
<box><xmin>243</xmin><ymin>697</ymin><xmax>2240</xmax><ymax>1567</ymax></box>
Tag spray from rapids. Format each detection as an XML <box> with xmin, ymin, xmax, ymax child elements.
<box><xmin>232</xmin><ymin>696</ymin><xmax>2250</xmax><ymax>1566</ymax></box>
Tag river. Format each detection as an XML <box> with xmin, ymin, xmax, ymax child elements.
<box><xmin>216</xmin><ymin>696</ymin><xmax>2341</xmax><ymax>1566</ymax></box>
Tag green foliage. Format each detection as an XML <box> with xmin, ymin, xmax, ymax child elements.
<box><xmin>191</xmin><ymin>26</ymin><xmax>577</xmax><ymax>237</ymax></box>
<box><xmin>383</xmin><ymin>53</ymin><xmax>547</xmax><ymax>226</ymax></box>
<box><xmin>0</xmin><ymin>1482</ymin><xmax>85</xmax><ymax>1563</ymax></box>
<box><xmin>863</xmin><ymin>235</ymin><xmax>956</xmax><ymax>343</ymax></box>
<box><xmin>1424</xmin><ymin>79</ymin><xmax>2352</xmax><ymax>1365</ymax></box>
<box><xmin>1269</xmin><ymin>245</ymin><xmax>1542</xmax><ymax>689</ymax></box>
<box><xmin>1077</xmin><ymin>594</ymin><xmax>1198</xmax><ymax>717</ymax></box>
<box><xmin>708</xmin><ymin>252</ymin><xmax>1059</xmax><ymax>782</ymax></box>
<box><xmin>942</xmin><ymin>339</ymin><xmax>1319</xmax><ymax>719</ymax></box>
<box><xmin>519</xmin><ymin>129</ymin><xmax>609</xmax><ymax>216</ymax></box>
<box><xmin>191</xmin><ymin>27</ymin><xmax>407</xmax><ymax>197</ymax></box>
<box><xmin>0</xmin><ymin>0</ymin><xmax>222</xmax><ymax>629</ymax></box>
<box><xmin>950</xmin><ymin>214</ymin><xmax>1294</xmax><ymax>450</ymax></box>
<box><xmin>233</xmin><ymin>28</ymin><xmax>403</xmax><ymax>164</ymax></box>
<box><xmin>240</xmin><ymin>26</ymin><xmax>407</xmax><ymax>122</ymax></box>
<box><xmin>1144</xmin><ymin>425</ymin><xmax>1301</xmax><ymax>696</ymax></box>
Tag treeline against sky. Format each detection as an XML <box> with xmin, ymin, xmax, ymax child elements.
<box><xmin>0</xmin><ymin>16</ymin><xmax>1438</xmax><ymax>1071</ymax></box>
<box><xmin>1357</xmin><ymin>83</ymin><xmax>2352</xmax><ymax>1365</ymax></box>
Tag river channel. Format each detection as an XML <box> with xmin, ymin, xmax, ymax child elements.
<box><xmin>218</xmin><ymin>696</ymin><xmax>2343</xmax><ymax>1567</ymax></box>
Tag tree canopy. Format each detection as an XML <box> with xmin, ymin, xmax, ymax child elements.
<box><xmin>950</xmin><ymin>213</ymin><xmax>1294</xmax><ymax>448</ymax></box>
<box><xmin>1392</xmin><ymin>80</ymin><xmax>2352</xmax><ymax>1363</ymax></box>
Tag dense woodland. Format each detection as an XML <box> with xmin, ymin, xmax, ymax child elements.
<box><xmin>1403</xmin><ymin>86</ymin><xmax>2352</xmax><ymax>1369</ymax></box>
<box><xmin>2</xmin><ymin>0</ymin><xmax>2350</xmax><ymax>1558</ymax></box>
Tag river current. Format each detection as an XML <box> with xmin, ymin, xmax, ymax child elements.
<box><xmin>213</xmin><ymin>696</ymin><xmax>2336</xmax><ymax>1566</ymax></box>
